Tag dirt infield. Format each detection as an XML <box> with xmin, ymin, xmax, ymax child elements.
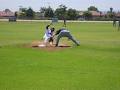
<box><xmin>30</xmin><ymin>41</ymin><xmax>71</xmax><ymax>51</ymax></box>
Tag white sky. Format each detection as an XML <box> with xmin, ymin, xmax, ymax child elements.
<box><xmin>0</xmin><ymin>0</ymin><xmax>120</xmax><ymax>11</ymax></box>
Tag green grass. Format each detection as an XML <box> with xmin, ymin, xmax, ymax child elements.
<box><xmin>0</xmin><ymin>21</ymin><xmax>120</xmax><ymax>90</ymax></box>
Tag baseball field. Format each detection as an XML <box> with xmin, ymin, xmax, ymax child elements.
<box><xmin>0</xmin><ymin>21</ymin><xmax>120</xmax><ymax>90</ymax></box>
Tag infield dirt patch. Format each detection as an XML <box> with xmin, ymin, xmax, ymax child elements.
<box><xmin>30</xmin><ymin>40</ymin><xmax>71</xmax><ymax>51</ymax></box>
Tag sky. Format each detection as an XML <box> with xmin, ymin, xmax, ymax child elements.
<box><xmin>0</xmin><ymin>0</ymin><xmax>120</xmax><ymax>12</ymax></box>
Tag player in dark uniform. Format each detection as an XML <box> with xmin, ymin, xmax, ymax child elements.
<box><xmin>54</xmin><ymin>28</ymin><xmax>80</xmax><ymax>47</ymax></box>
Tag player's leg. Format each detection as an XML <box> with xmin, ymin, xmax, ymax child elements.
<box><xmin>67</xmin><ymin>32</ymin><xmax>80</xmax><ymax>46</ymax></box>
<box><xmin>49</xmin><ymin>37</ymin><xmax>54</xmax><ymax>45</ymax></box>
<box><xmin>44</xmin><ymin>37</ymin><xmax>50</xmax><ymax>46</ymax></box>
<box><xmin>55</xmin><ymin>33</ymin><xmax>63</xmax><ymax>47</ymax></box>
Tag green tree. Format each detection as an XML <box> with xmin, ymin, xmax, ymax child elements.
<box><xmin>26</xmin><ymin>7</ymin><xmax>35</xmax><ymax>19</ymax></box>
<box><xmin>40</xmin><ymin>7</ymin><xmax>46</xmax><ymax>13</ymax></box>
<box><xmin>107</xmin><ymin>7</ymin><xmax>115</xmax><ymax>19</ymax></box>
<box><xmin>83</xmin><ymin>11</ymin><xmax>92</xmax><ymax>20</ymax></box>
<box><xmin>40</xmin><ymin>7</ymin><xmax>54</xmax><ymax>18</ymax></box>
<box><xmin>55</xmin><ymin>4</ymin><xmax>67</xmax><ymax>19</ymax></box>
<box><xmin>18</xmin><ymin>7</ymin><xmax>27</xmax><ymax>18</ymax></box>
<box><xmin>44</xmin><ymin>6</ymin><xmax>54</xmax><ymax>18</ymax></box>
<box><xmin>20</xmin><ymin>8</ymin><xmax>27</xmax><ymax>13</ymax></box>
<box><xmin>40</xmin><ymin>7</ymin><xmax>46</xmax><ymax>17</ymax></box>
<box><xmin>107</xmin><ymin>12</ymin><xmax>115</xmax><ymax>18</ymax></box>
<box><xmin>88</xmin><ymin>6</ymin><xmax>98</xmax><ymax>11</ymax></box>
<box><xmin>67</xmin><ymin>8</ymin><xmax>78</xmax><ymax>20</ymax></box>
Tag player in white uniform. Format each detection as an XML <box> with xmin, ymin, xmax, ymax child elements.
<box><xmin>43</xmin><ymin>25</ymin><xmax>52</xmax><ymax>46</ymax></box>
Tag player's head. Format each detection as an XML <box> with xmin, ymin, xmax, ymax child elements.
<box><xmin>51</xmin><ymin>28</ymin><xmax>55</xmax><ymax>32</ymax></box>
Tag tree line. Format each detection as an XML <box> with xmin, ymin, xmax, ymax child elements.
<box><xmin>17</xmin><ymin>5</ymin><xmax>79</xmax><ymax>20</ymax></box>
<box><xmin>16</xmin><ymin>5</ymin><xmax>117</xmax><ymax>20</ymax></box>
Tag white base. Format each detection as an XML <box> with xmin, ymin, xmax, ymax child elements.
<box><xmin>38</xmin><ymin>44</ymin><xmax>46</xmax><ymax>47</ymax></box>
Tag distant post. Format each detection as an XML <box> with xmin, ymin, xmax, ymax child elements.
<box><xmin>63</xmin><ymin>16</ymin><xmax>66</xmax><ymax>27</ymax></box>
<box><xmin>118</xmin><ymin>20</ymin><xmax>120</xmax><ymax>31</ymax></box>
<box><xmin>113</xmin><ymin>17</ymin><xmax>116</xmax><ymax>27</ymax></box>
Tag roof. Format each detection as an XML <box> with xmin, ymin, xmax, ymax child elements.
<box><xmin>116</xmin><ymin>12</ymin><xmax>120</xmax><ymax>17</ymax></box>
<box><xmin>79</xmin><ymin>11</ymin><xmax>105</xmax><ymax>17</ymax></box>
<box><xmin>0</xmin><ymin>11</ymin><xmax>14</xmax><ymax>17</ymax></box>
<box><xmin>90</xmin><ymin>11</ymin><xmax>104</xmax><ymax>16</ymax></box>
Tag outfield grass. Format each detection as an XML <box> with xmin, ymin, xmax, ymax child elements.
<box><xmin>0</xmin><ymin>21</ymin><xmax>120</xmax><ymax>90</ymax></box>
